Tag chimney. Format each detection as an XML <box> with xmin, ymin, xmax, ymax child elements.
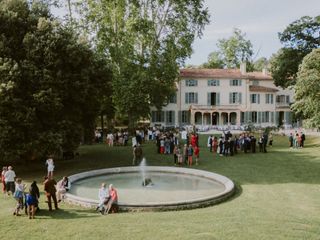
<box><xmin>240</xmin><ymin>62</ymin><xmax>246</xmax><ymax>74</ymax></box>
<box><xmin>262</xmin><ymin>68</ymin><xmax>268</xmax><ymax>75</ymax></box>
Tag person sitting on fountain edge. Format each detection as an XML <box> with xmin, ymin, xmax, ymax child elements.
<box><xmin>105</xmin><ymin>184</ymin><xmax>118</xmax><ymax>214</ymax></box>
<box><xmin>96</xmin><ymin>183</ymin><xmax>110</xmax><ymax>214</ymax></box>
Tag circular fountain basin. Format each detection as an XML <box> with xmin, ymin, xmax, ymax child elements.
<box><xmin>65</xmin><ymin>166</ymin><xmax>235</xmax><ymax>211</ymax></box>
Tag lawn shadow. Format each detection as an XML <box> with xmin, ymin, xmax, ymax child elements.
<box><xmin>35</xmin><ymin>208</ymin><xmax>99</xmax><ymax>220</ymax></box>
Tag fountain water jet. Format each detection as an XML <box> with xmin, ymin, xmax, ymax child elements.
<box><xmin>140</xmin><ymin>158</ymin><xmax>153</xmax><ymax>187</ymax></box>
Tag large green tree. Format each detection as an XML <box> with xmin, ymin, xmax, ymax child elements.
<box><xmin>77</xmin><ymin>0</ymin><xmax>209</xmax><ymax>129</ymax></box>
<box><xmin>0</xmin><ymin>0</ymin><xmax>111</xmax><ymax>162</ymax></box>
<box><xmin>292</xmin><ymin>49</ymin><xmax>320</xmax><ymax>128</ymax></box>
<box><xmin>201</xmin><ymin>28</ymin><xmax>254</xmax><ymax>69</ymax></box>
<box><xmin>270</xmin><ymin>16</ymin><xmax>320</xmax><ymax>88</ymax></box>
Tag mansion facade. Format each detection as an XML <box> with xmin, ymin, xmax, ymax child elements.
<box><xmin>150</xmin><ymin>64</ymin><xmax>294</xmax><ymax>128</ymax></box>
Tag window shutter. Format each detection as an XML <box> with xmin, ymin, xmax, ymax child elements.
<box><xmin>207</xmin><ymin>92</ymin><xmax>211</xmax><ymax>105</ymax></box>
<box><xmin>248</xmin><ymin>111</ymin><xmax>252</xmax><ymax>122</ymax></box>
<box><xmin>216</xmin><ymin>93</ymin><xmax>220</xmax><ymax>106</ymax></box>
<box><xmin>238</xmin><ymin>93</ymin><xmax>242</xmax><ymax>104</ymax></box>
<box><xmin>286</xmin><ymin>95</ymin><xmax>290</xmax><ymax>104</ymax></box>
<box><xmin>229</xmin><ymin>80</ymin><xmax>232</xmax><ymax>86</ymax></box>
<box><xmin>250</xmin><ymin>94</ymin><xmax>253</xmax><ymax>103</ymax></box>
<box><xmin>178</xmin><ymin>111</ymin><xmax>182</xmax><ymax>126</ymax></box>
<box><xmin>187</xmin><ymin>111</ymin><xmax>191</xmax><ymax>124</ymax></box>
<box><xmin>275</xmin><ymin>112</ymin><xmax>279</xmax><ymax>125</ymax></box>
<box><xmin>258</xmin><ymin>112</ymin><xmax>261</xmax><ymax>123</ymax></box>
<box><xmin>258</xmin><ymin>94</ymin><xmax>260</xmax><ymax>104</ymax></box>
<box><xmin>287</xmin><ymin>112</ymin><xmax>292</xmax><ymax>124</ymax></box>
<box><xmin>271</xmin><ymin>94</ymin><xmax>274</xmax><ymax>104</ymax></box>
<box><xmin>229</xmin><ymin>93</ymin><xmax>232</xmax><ymax>104</ymax></box>
<box><xmin>165</xmin><ymin>111</ymin><xmax>168</xmax><ymax>124</ymax></box>
<box><xmin>271</xmin><ymin>112</ymin><xmax>274</xmax><ymax>123</ymax></box>
<box><xmin>217</xmin><ymin>80</ymin><xmax>220</xmax><ymax>86</ymax></box>
<box><xmin>195</xmin><ymin>93</ymin><xmax>198</xmax><ymax>104</ymax></box>
<box><xmin>160</xmin><ymin>111</ymin><xmax>165</xmax><ymax>122</ymax></box>
<box><xmin>244</xmin><ymin>112</ymin><xmax>248</xmax><ymax>123</ymax></box>
<box><xmin>172</xmin><ymin>111</ymin><xmax>175</xmax><ymax>125</ymax></box>
<box><xmin>239</xmin><ymin>80</ymin><xmax>242</xmax><ymax>86</ymax></box>
<box><xmin>185</xmin><ymin>93</ymin><xmax>188</xmax><ymax>104</ymax></box>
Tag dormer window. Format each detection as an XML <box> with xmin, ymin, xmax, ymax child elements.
<box><xmin>230</xmin><ymin>79</ymin><xmax>242</xmax><ymax>86</ymax></box>
<box><xmin>208</xmin><ymin>79</ymin><xmax>220</xmax><ymax>86</ymax></box>
<box><xmin>185</xmin><ymin>79</ymin><xmax>198</xmax><ymax>86</ymax></box>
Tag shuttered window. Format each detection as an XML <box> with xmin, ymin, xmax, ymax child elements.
<box><xmin>185</xmin><ymin>92</ymin><xmax>198</xmax><ymax>104</ymax></box>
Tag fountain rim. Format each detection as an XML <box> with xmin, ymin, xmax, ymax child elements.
<box><xmin>65</xmin><ymin>166</ymin><xmax>235</xmax><ymax>211</ymax></box>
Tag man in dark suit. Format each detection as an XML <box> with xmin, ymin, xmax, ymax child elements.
<box><xmin>44</xmin><ymin>176</ymin><xmax>59</xmax><ymax>211</ymax></box>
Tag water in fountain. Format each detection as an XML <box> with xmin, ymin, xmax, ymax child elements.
<box><xmin>140</xmin><ymin>158</ymin><xmax>153</xmax><ymax>187</ymax></box>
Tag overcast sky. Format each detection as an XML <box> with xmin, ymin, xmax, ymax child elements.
<box><xmin>186</xmin><ymin>0</ymin><xmax>320</xmax><ymax>65</ymax></box>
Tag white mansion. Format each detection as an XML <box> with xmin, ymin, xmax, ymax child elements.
<box><xmin>150</xmin><ymin>64</ymin><xmax>294</xmax><ymax>128</ymax></box>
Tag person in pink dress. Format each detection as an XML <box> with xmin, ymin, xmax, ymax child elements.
<box><xmin>191</xmin><ymin>134</ymin><xmax>197</xmax><ymax>147</ymax></box>
<box><xmin>105</xmin><ymin>184</ymin><xmax>118</xmax><ymax>214</ymax></box>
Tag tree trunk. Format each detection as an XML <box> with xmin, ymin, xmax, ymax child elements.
<box><xmin>100</xmin><ymin>114</ymin><xmax>104</xmax><ymax>141</ymax></box>
<box><xmin>128</xmin><ymin>114</ymin><xmax>136</xmax><ymax>135</ymax></box>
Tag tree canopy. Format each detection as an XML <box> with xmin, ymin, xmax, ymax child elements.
<box><xmin>292</xmin><ymin>49</ymin><xmax>320</xmax><ymax>128</ymax></box>
<box><xmin>77</xmin><ymin>0</ymin><xmax>209</xmax><ymax>128</ymax></box>
<box><xmin>201</xmin><ymin>28</ymin><xmax>254</xmax><ymax>69</ymax></box>
<box><xmin>0</xmin><ymin>0</ymin><xmax>111</xmax><ymax>162</ymax></box>
<box><xmin>270</xmin><ymin>16</ymin><xmax>320</xmax><ymax>88</ymax></box>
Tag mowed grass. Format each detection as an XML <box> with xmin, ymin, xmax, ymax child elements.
<box><xmin>1</xmin><ymin>133</ymin><xmax>320</xmax><ymax>240</ymax></box>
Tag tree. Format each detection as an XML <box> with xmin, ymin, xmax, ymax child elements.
<box><xmin>200</xmin><ymin>51</ymin><xmax>224</xmax><ymax>69</ymax></box>
<box><xmin>253</xmin><ymin>57</ymin><xmax>268</xmax><ymax>72</ymax></box>
<box><xmin>0</xmin><ymin>0</ymin><xmax>111</xmax><ymax>162</ymax></box>
<box><xmin>292</xmin><ymin>49</ymin><xmax>320</xmax><ymax>128</ymax></box>
<box><xmin>270</xmin><ymin>16</ymin><xmax>320</xmax><ymax>88</ymax></box>
<box><xmin>201</xmin><ymin>28</ymin><xmax>254</xmax><ymax>69</ymax></box>
<box><xmin>77</xmin><ymin>0</ymin><xmax>209</xmax><ymax>129</ymax></box>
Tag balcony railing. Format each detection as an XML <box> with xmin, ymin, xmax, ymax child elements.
<box><xmin>276</xmin><ymin>102</ymin><xmax>290</xmax><ymax>107</ymax></box>
<box><xmin>190</xmin><ymin>104</ymin><xmax>240</xmax><ymax>111</ymax></box>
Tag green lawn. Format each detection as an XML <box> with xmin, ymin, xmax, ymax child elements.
<box><xmin>1</xmin><ymin>134</ymin><xmax>320</xmax><ymax>240</ymax></box>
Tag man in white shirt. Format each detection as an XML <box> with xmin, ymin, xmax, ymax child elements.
<box><xmin>4</xmin><ymin>166</ymin><xmax>16</xmax><ymax>195</ymax></box>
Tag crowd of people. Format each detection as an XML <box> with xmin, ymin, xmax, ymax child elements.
<box><xmin>0</xmin><ymin>155</ymin><xmax>113</xmax><ymax>219</ymax></box>
<box><xmin>288</xmin><ymin>131</ymin><xmax>306</xmax><ymax>148</ymax></box>
<box><xmin>148</xmin><ymin>127</ymin><xmax>307</xmax><ymax>164</ymax></box>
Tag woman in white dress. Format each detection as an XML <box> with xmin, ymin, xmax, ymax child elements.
<box><xmin>46</xmin><ymin>157</ymin><xmax>55</xmax><ymax>179</ymax></box>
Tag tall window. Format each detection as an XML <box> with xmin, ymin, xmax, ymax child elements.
<box><xmin>229</xmin><ymin>92</ymin><xmax>242</xmax><ymax>104</ymax></box>
<box><xmin>151</xmin><ymin>111</ymin><xmax>164</xmax><ymax>122</ymax></box>
<box><xmin>169</xmin><ymin>93</ymin><xmax>177</xmax><ymax>104</ymax></box>
<box><xmin>185</xmin><ymin>92</ymin><xmax>198</xmax><ymax>104</ymax></box>
<box><xmin>265</xmin><ymin>111</ymin><xmax>270</xmax><ymax>122</ymax></box>
<box><xmin>166</xmin><ymin>111</ymin><xmax>175</xmax><ymax>124</ymax></box>
<box><xmin>230</xmin><ymin>79</ymin><xmax>242</xmax><ymax>86</ymax></box>
<box><xmin>250</xmin><ymin>94</ymin><xmax>260</xmax><ymax>104</ymax></box>
<box><xmin>276</xmin><ymin>95</ymin><xmax>290</xmax><ymax>104</ymax></box>
<box><xmin>208</xmin><ymin>79</ymin><xmax>220</xmax><ymax>86</ymax></box>
<box><xmin>185</xmin><ymin>79</ymin><xmax>198</xmax><ymax>86</ymax></box>
<box><xmin>207</xmin><ymin>92</ymin><xmax>220</xmax><ymax>106</ymax></box>
<box><xmin>265</xmin><ymin>94</ymin><xmax>274</xmax><ymax>104</ymax></box>
<box><xmin>181</xmin><ymin>111</ymin><xmax>190</xmax><ymax>124</ymax></box>
<box><xmin>251</xmin><ymin>111</ymin><xmax>257</xmax><ymax>123</ymax></box>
